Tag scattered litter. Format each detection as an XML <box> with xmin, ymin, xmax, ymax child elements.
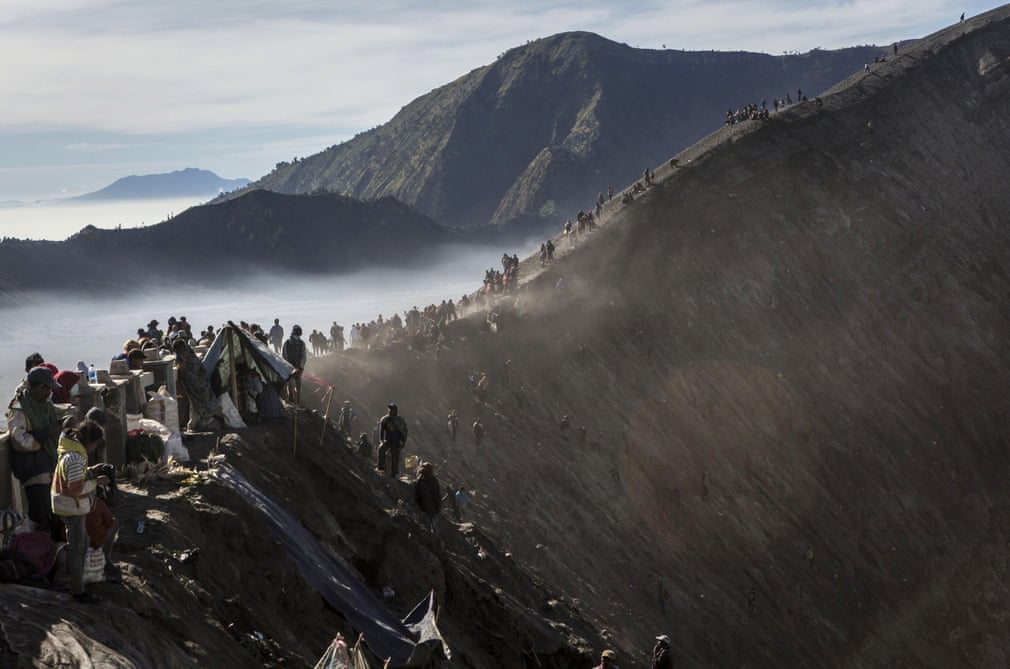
<box><xmin>176</xmin><ymin>548</ymin><xmax>200</xmax><ymax>564</ymax></box>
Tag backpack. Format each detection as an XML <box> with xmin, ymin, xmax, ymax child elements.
<box><xmin>256</xmin><ymin>385</ymin><xmax>283</xmax><ymax>421</ymax></box>
<box><xmin>284</xmin><ymin>338</ymin><xmax>306</xmax><ymax>367</ymax></box>
<box><xmin>9</xmin><ymin>531</ymin><xmax>57</xmax><ymax>577</ymax></box>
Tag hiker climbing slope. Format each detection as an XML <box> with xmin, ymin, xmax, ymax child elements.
<box><xmin>377</xmin><ymin>403</ymin><xmax>408</xmax><ymax>479</ymax></box>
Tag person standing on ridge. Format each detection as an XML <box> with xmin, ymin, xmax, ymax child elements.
<box><xmin>282</xmin><ymin>325</ymin><xmax>307</xmax><ymax>404</ymax></box>
<box><xmin>377</xmin><ymin>403</ymin><xmax>408</xmax><ymax>478</ymax></box>
<box><xmin>332</xmin><ymin>321</ymin><xmax>345</xmax><ymax>350</ymax></box>
<box><xmin>472</xmin><ymin>418</ymin><xmax>484</xmax><ymax>445</ymax></box>
<box><xmin>413</xmin><ymin>461</ymin><xmax>441</xmax><ymax>530</ymax></box>
<box><xmin>447</xmin><ymin>409</ymin><xmax>460</xmax><ymax>443</ymax></box>
<box><xmin>652</xmin><ymin>635</ymin><xmax>673</xmax><ymax>669</ymax></box>
<box><xmin>336</xmin><ymin>400</ymin><xmax>356</xmax><ymax>444</ymax></box>
<box><xmin>454</xmin><ymin>486</ymin><xmax>470</xmax><ymax>522</ymax></box>
<box><xmin>269</xmin><ymin>319</ymin><xmax>284</xmax><ymax>354</ymax></box>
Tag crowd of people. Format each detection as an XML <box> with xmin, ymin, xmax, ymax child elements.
<box><xmin>1</xmin><ymin>163</ymin><xmax>674</xmax><ymax>652</ymax></box>
<box><xmin>722</xmin><ymin>88</ymin><xmax>815</xmax><ymax>126</ymax></box>
<box><xmin>483</xmin><ymin>253</ymin><xmax>521</xmax><ymax>295</ymax></box>
<box><xmin>4</xmin><ymin>355</ymin><xmax>122</xmax><ymax>604</ymax></box>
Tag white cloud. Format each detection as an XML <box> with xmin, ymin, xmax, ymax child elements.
<box><xmin>65</xmin><ymin>142</ymin><xmax>134</xmax><ymax>152</ymax></box>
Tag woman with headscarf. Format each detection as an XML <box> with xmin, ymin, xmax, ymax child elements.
<box><xmin>51</xmin><ymin>420</ymin><xmax>110</xmax><ymax>604</ymax></box>
<box><xmin>172</xmin><ymin>339</ymin><xmax>219</xmax><ymax>432</ymax></box>
<box><xmin>52</xmin><ymin>369</ymin><xmax>81</xmax><ymax>405</ymax></box>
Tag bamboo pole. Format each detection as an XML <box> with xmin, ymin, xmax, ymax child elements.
<box><xmin>228</xmin><ymin>327</ymin><xmax>239</xmax><ymax>413</ymax></box>
<box><xmin>318</xmin><ymin>387</ymin><xmax>334</xmax><ymax>448</ymax></box>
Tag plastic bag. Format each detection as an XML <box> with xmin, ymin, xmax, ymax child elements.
<box><xmin>144</xmin><ymin>387</ymin><xmax>180</xmax><ymax>434</ymax></box>
<box><xmin>82</xmin><ymin>546</ymin><xmax>106</xmax><ymax>584</ymax></box>
<box><xmin>218</xmin><ymin>393</ymin><xmax>247</xmax><ymax>429</ymax></box>
<box><xmin>165</xmin><ymin>433</ymin><xmax>190</xmax><ymax>463</ymax></box>
<box><xmin>126</xmin><ymin>413</ymin><xmax>144</xmax><ymax>431</ymax></box>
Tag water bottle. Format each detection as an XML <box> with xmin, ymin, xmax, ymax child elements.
<box><xmin>88</xmin><ymin>364</ymin><xmax>98</xmax><ymax>385</ymax></box>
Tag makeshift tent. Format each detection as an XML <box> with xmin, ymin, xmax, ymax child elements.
<box><xmin>214</xmin><ymin>464</ymin><xmax>447</xmax><ymax>667</ymax></box>
<box><xmin>314</xmin><ymin>635</ymin><xmax>373</xmax><ymax>669</ymax></box>
<box><xmin>202</xmin><ymin>323</ymin><xmax>295</xmax><ymax>408</ymax></box>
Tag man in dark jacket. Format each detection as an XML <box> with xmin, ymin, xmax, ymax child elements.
<box><xmin>377</xmin><ymin>403</ymin><xmax>408</xmax><ymax>478</ymax></box>
<box><xmin>653</xmin><ymin>634</ymin><xmax>673</xmax><ymax>669</ymax></box>
<box><xmin>413</xmin><ymin>461</ymin><xmax>441</xmax><ymax>530</ymax></box>
<box><xmin>6</xmin><ymin>366</ymin><xmax>62</xmax><ymax>534</ymax></box>
<box><xmin>282</xmin><ymin>325</ymin><xmax>307</xmax><ymax>403</ymax></box>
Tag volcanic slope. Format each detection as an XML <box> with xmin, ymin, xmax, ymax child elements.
<box><xmin>307</xmin><ymin>8</ymin><xmax>1010</xmax><ymax>668</ymax></box>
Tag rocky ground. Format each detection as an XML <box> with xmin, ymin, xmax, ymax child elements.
<box><xmin>2</xmin><ymin>416</ymin><xmax>605</xmax><ymax>668</ymax></box>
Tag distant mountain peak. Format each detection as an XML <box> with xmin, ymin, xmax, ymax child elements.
<box><xmin>74</xmin><ymin>168</ymin><xmax>250</xmax><ymax>201</ymax></box>
<box><xmin>235</xmin><ymin>33</ymin><xmax>887</xmax><ymax>229</ymax></box>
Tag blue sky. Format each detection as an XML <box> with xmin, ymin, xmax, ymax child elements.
<box><xmin>0</xmin><ymin>0</ymin><xmax>999</xmax><ymax>201</ymax></box>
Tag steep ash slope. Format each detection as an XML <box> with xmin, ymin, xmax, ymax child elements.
<box><xmin>309</xmin><ymin>8</ymin><xmax>1010</xmax><ymax>667</ymax></box>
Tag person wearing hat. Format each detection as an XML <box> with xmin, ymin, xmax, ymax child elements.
<box><xmin>593</xmin><ymin>649</ymin><xmax>618</xmax><ymax>669</ymax></box>
<box><xmin>6</xmin><ymin>366</ymin><xmax>63</xmax><ymax>534</ymax></box>
<box><xmin>653</xmin><ymin>635</ymin><xmax>673</xmax><ymax>669</ymax></box>
<box><xmin>377</xmin><ymin>403</ymin><xmax>408</xmax><ymax>478</ymax></box>
<box><xmin>145</xmin><ymin>320</ymin><xmax>162</xmax><ymax>344</ymax></box>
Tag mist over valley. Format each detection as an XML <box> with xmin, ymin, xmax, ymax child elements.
<box><xmin>0</xmin><ymin>197</ymin><xmax>206</xmax><ymax>241</ymax></box>
<box><xmin>0</xmin><ymin>242</ymin><xmax>515</xmax><ymax>428</ymax></box>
